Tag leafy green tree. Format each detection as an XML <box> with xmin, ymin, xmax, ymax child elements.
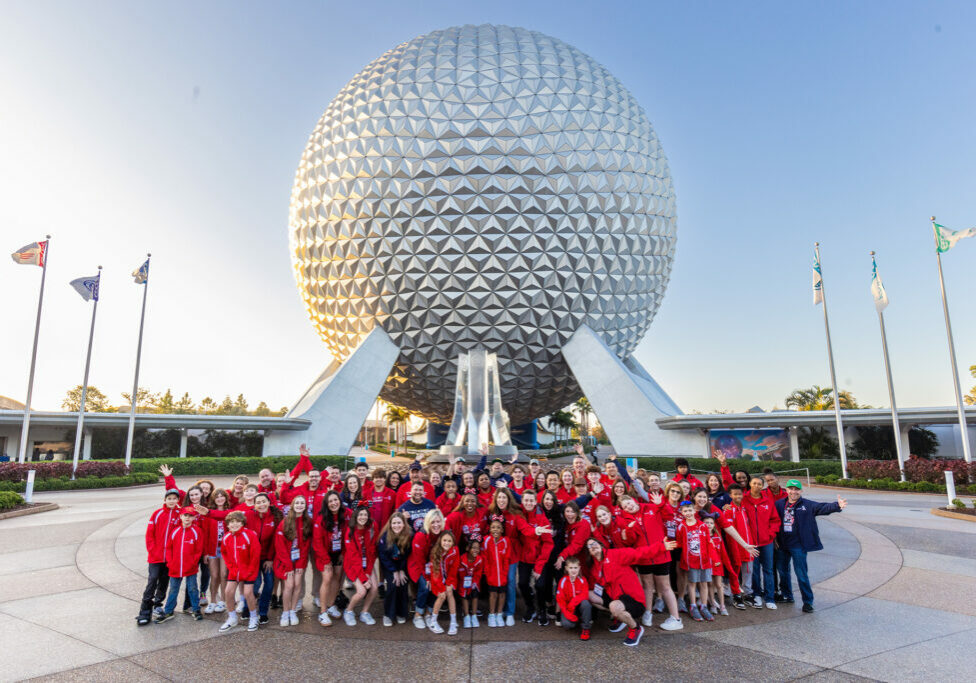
<box><xmin>965</xmin><ymin>365</ymin><xmax>976</xmax><ymax>406</ymax></box>
<box><xmin>253</xmin><ymin>401</ymin><xmax>272</xmax><ymax>416</ymax></box>
<box><xmin>217</xmin><ymin>396</ymin><xmax>235</xmax><ymax>415</ymax></box>
<box><xmin>233</xmin><ymin>394</ymin><xmax>249</xmax><ymax>415</ymax></box>
<box><xmin>383</xmin><ymin>405</ymin><xmax>411</xmax><ymax>454</ymax></box>
<box><xmin>121</xmin><ymin>387</ymin><xmax>159</xmax><ymax>413</ymax></box>
<box><xmin>199</xmin><ymin>397</ymin><xmax>217</xmax><ymax>414</ymax></box>
<box><xmin>574</xmin><ymin>397</ymin><xmax>593</xmax><ymax>437</ymax></box>
<box><xmin>275</xmin><ymin>406</ymin><xmax>288</xmax><ymax>416</ymax></box>
<box><xmin>174</xmin><ymin>392</ymin><xmax>195</xmax><ymax>414</ymax></box>
<box><xmin>62</xmin><ymin>385</ymin><xmax>115</xmax><ymax>412</ymax></box>
<box><xmin>852</xmin><ymin>425</ymin><xmax>939</xmax><ymax>460</ymax></box>
<box><xmin>155</xmin><ymin>389</ymin><xmax>176</xmax><ymax>414</ymax></box>
<box><xmin>797</xmin><ymin>426</ymin><xmax>839</xmax><ymax>459</ymax></box>
<box><xmin>785</xmin><ymin>385</ymin><xmax>859</xmax><ymax>411</ymax></box>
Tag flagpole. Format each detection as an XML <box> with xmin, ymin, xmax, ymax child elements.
<box><xmin>124</xmin><ymin>254</ymin><xmax>151</xmax><ymax>467</ymax></box>
<box><xmin>871</xmin><ymin>252</ymin><xmax>906</xmax><ymax>481</ymax></box>
<box><xmin>71</xmin><ymin>267</ymin><xmax>101</xmax><ymax>478</ymax></box>
<box><xmin>17</xmin><ymin>235</ymin><xmax>51</xmax><ymax>464</ymax></box>
<box><xmin>815</xmin><ymin>243</ymin><xmax>849</xmax><ymax>478</ymax></box>
<box><xmin>931</xmin><ymin>217</ymin><xmax>972</xmax><ymax>463</ymax></box>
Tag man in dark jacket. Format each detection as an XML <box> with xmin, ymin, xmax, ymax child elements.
<box><xmin>774</xmin><ymin>480</ymin><xmax>846</xmax><ymax>613</ymax></box>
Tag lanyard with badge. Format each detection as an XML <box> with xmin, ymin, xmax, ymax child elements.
<box><xmin>783</xmin><ymin>503</ymin><xmax>796</xmax><ymax>533</ymax></box>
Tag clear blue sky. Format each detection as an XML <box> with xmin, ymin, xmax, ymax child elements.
<box><xmin>2</xmin><ymin>0</ymin><xmax>974</xmax><ymax>414</ymax></box>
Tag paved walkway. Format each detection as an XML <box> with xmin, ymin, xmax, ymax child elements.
<box><xmin>0</xmin><ymin>481</ymin><xmax>973</xmax><ymax>681</ymax></box>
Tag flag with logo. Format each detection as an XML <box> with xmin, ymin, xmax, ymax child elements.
<box><xmin>70</xmin><ymin>273</ymin><xmax>100</xmax><ymax>302</ymax></box>
<box><xmin>812</xmin><ymin>251</ymin><xmax>824</xmax><ymax>305</ymax></box>
<box><xmin>132</xmin><ymin>259</ymin><xmax>149</xmax><ymax>284</ymax></box>
<box><xmin>10</xmin><ymin>241</ymin><xmax>48</xmax><ymax>266</ymax></box>
<box><xmin>870</xmin><ymin>255</ymin><xmax>888</xmax><ymax>312</ymax></box>
<box><xmin>933</xmin><ymin>222</ymin><xmax>976</xmax><ymax>253</ymax></box>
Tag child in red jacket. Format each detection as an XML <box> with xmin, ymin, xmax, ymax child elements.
<box><xmin>556</xmin><ymin>557</ymin><xmax>592</xmax><ymax>640</ymax></box>
<box><xmin>458</xmin><ymin>538</ymin><xmax>483</xmax><ymax>629</ymax></box>
<box><xmin>483</xmin><ymin>519</ymin><xmax>512</xmax><ymax>628</ymax></box>
<box><xmin>156</xmin><ymin>506</ymin><xmax>205</xmax><ymax>623</ymax></box>
<box><xmin>704</xmin><ymin>516</ymin><xmax>736</xmax><ymax>616</ymax></box>
<box><xmin>342</xmin><ymin>506</ymin><xmax>378</xmax><ymax>627</ymax></box>
<box><xmin>219</xmin><ymin>511</ymin><xmax>260</xmax><ymax>633</ymax></box>
<box><xmin>675</xmin><ymin>501</ymin><xmax>713</xmax><ymax>623</ymax></box>
<box><xmin>274</xmin><ymin>495</ymin><xmax>312</xmax><ymax>627</ymax></box>
<box><xmin>427</xmin><ymin>532</ymin><xmax>460</xmax><ymax>635</ymax></box>
<box><xmin>137</xmin><ymin>489</ymin><xmax>182</xmax><ymax>625</ymax></box>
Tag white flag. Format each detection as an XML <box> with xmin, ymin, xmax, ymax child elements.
<box><xmin>871</xmin><ymin>255</ymin><xmax>888</xmax><ymax>312</ymax></box>
<box><xmin>70</xmin><ymin>273</ymin><xmax>100</xmax><ymax>302</ymax></box>
<box><xmin>934</xmin><ymin>222</ymin><xmax>976</xmax><ymax>253</ymax></box>
<box><xmin>812</xmin><ymin>252</ymin><xmax>823</xmax><ymax>305</ymax></box>
<box><xmin>10</xmin><ymin>240</ymin><xmax>48</xmax><ymax>266</ymax></box>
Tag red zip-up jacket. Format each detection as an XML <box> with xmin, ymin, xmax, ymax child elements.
<box><xmin>364</xmin><ymin>486</ymin><xmax>397</xmax><ymax>530</ymax></box>
<box><xmin>586</xmin><ymin>544</ymin><xmax>666</xmax><ymax>606</ymax></box>
<box><xmin>556</xmin><ymin>574</ymin><xmax>590</xmax><ymax>622</ymax></box>
<box><xmin>458</xmin><ymin>553</ymin><xmax>483</xmax><ymax>597</ymax></box>
<box><xmin>720</xmin><ymin>503</ymin><xmax>752</xmax><ymax>564</ymax></box>
<box><xmin>446</xmin><ymin>508</ymin><xmax>487</xmax><ymax>549</ymax></box>
<box><xmin>592</xmin><ymin>515</ymin><xmax>639</xmax><ymax>550</ymax></box>
<box><xmin>343</xmin><ymin>524</ymin><xmax>378</xmax><ymax>584</ymax></box>
<box><xmin>743</xmin><ymin>494</ymin><xmax>781</xmax><ymax>546</ymax></box>
<box><xmin>518</xmin><ymin>509</ymin><xmax>554</xmax><ymax>574</ymax></box>
<box><xmin>311</xmin><ymin>508</ymin><xmax>353</xmax><ymax>571</ymax></box>
<box><xmin>484</xmin><ymin>510</ymin><xmax>535</xmax><ymax>563</ymax></box>
<box><xmin>222</xmin><ymin>527</ymin><xmax>260</xmax><ymax>581</ymax></box>
<box><xmin>198</xmin><ymin>513</ymin><xmax>218</xmax><ymax>557</ymax></box>
<box><xmin>633</xmin><ymin>503</ymin><xmax>673</xmax><ymax>565</ymax></box>
<box><xmin>555</xmin><ymin>486</ymin><xmax>577</xmax><ymax>505</ymax></box>
<box><xmin>395</xmin><ymin>480</ymin><xmax>436</xmax><ymax>507</ymax></box>
<box><xmin>435</xmin><ymin>492</ymin><xmax>461</xmax><ymax>518</ymax></box>
<box><xmin>675</xmin><ymin>519</ymin><xmax>711</xmax><ymax>571</ymax></box>
<box><xmin>483</xmin><ymin>535</ymin><xmax>512</xmax><ymax>587</ymax></box>
<box><xmin>673</xmin><ymin>472</ymin><xmax>705</xmax><ymax>489</ymax></box>
<box><xmin>244</xmin><ymin>509</ymin><xmax>278</xmax><ymax>562</ymax></box>
<box><xmin>558</xmin><ymin>519</ymin><xmax>592</xmax><ymax>561</ymax></box>
<box><xmin>407</xmin><ymin>529</ymin><xmax>440</xmax><ymax>583</ymax></box>
<box><xmin>708</xmin><ymin>533</ymin><xmax>741</xmax><ymax>593</ymax></box>
<box><xmin>145</xmin><ymin>505</ymin><xmax>181</xmax><ymax>563</ymax></box>
<box><xmin>164</xmin><ymin>524</ymin><xmax>203</xmax><ymax>578</ymax></box>
<box><xmin>429</xmin><ymin>545</ymin><xmax>459</xmax><ymax>594</ymax></box>
<box><xmin>273</xmin><ymin>517</ymin><xmax>311</xmax><ymax>578</ymax></box>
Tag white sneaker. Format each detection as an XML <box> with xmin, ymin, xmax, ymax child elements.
<box><xmin>295</xmin><ymin>598</ymin><xmax>304</xmax><ymax>612</ymax></box>
<box><xmin>360</xmin><ymin>612</ymin><xmax>376</xmax><ymax>625</ymax></box>
<box><xmin>236</xmin><ymin>598</ymin><xmax>244</xmax><ymax>613</ymax></box>
<box><xmin>471</xmin><ymin>615</ymin><xmax>480</xmax><ymax>628</ymax></box>
<box><xmin>428</xmin><ymin>619</ymin><xmax>444</xmax><ymax>634</ymax></box>
<box><xmin>660</xmin><ymin>615</ymin><xmax>684</xmax><ymax>631</ymax></box>
<box><xmin>199</xmin><ymin>596</ymin><xmax>209</xmax><ymax>606</ymax></box>
<box><xmin>487</xmin><ymin>613</ymin><xmax>497</xmax><ymax>628</ymax></box>
<box><xmin>214</xmin><ymin>601</ymin><xmax>226</xmax><ymax>613</ymax></box>
<box><xmin>280</xmin><ymin>613</ymin><xmax>290</xmax><ymax>627</ymax></box>
<box><xmin>396</xmin><ymin>616</ymin><xmax>406</xmax><ymax>624</ymax></box>
<box><xmin>413</xmin><ymin>614</ymin><xmax>426</xmax><ymax>629</ymax></box>
<box><xmin>204</xmin><ymin>603</ymin><xmax>217</xmax><ymax>615</ymax></box>
<box><xmin>289</xmin><ymin>610</ymin><xmax>299</xmax><ymax>626</ymax></box>
<box><xmin>318</xmin><ymin>612</ymin><xmax>332</xmax><ymax>627</ymax></box>
<box><xmin>765</xmin><ymin>601</ymin><xmax>777</xmax><ymax>610</ymax></box>
<box><xmin>383</xmin><ymin>616</ymin><xmax>393</xmax><ymax>627</ymax></box>
<box><xmin>313</xmin><ymin>597</ymin><xmax>321</xmax><ymax>608</ymax></box>
<box><xmin>448</xmin><ymin>620</ymin><xmax>458</xmax><ymax>635</ymax></box>
<box><xmin>641</xmin><ymin>610</ymin><xmax>654</xmax><ymax>627</ymax></box>
<box><xmin>219</xmin><ymin>613</ymin><xmax>239</xmax><ymax>632</ymax></box>
<box><xmin>247</xmin><ymin>614</ymin><xmax>259</xmax><ymax>632</ymax></box>
<box><xmin>425</xmin><ymin>614</ymin><xmax>436</xmax><ymax>630</ymax></box>
<box><xmin>343</xmin><ymin>610</ymin><xmax>357</xmax><ymax>626</ymax></box>
<box><xmin>463</xmin><ymin>615</ymin><xmax>472</xmax><ymax>628</ymax></box>
<box><xmin>505</xmin><ymin>614</ymin><xmax>515</xmax><ymax>626</ymax></box>
<box><xmin>327</xmin><ymin>606</ymin><xmax>341</xmax><ymax>619</ymax></box>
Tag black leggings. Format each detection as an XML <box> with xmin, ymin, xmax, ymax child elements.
<box><xmin>517</xmin><ymin>562</ymin><xmax>543</xmax><ymax>616</ymax></box>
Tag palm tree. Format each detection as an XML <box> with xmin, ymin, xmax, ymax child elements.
<box><xmin>785</xmin><ymin>385</ymin><xmax>858</xmax><ymax>411</ymax></box>
<box><xmin>383</xmin><ymin>405</ymin><xmax>411</xmax><ymax>456</ymax></box>
<box><xmin>548</xmin><ymin>409</ymin><xmax>578</xmax><ymax>448</ymax></box>
<box><xmin>574</xmin><ymin>397</ymin><xmax>592</xmax><ymax>438</ymax></box>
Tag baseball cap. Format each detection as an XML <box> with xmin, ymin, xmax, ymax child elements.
<box><xmin>164</xmin><ymin>488</ymin><xmax>181</xmax><ymax>499</ymax></box>
<box><xmin>491</xmin><ymin>458</ymin><xmax>504</xmax><ymax>465</ymax></box>
<box><xmin>455</xmin><ymin>456</ymin><xmax>466</xmax><ymax>463</ymax></box>
<box><xmin>529</xmin><ymin>458</ymin><xmax>540</xmax><ymax>466</ymax></box>
<box><xmin>180</xmin><ymin>506</ymin><xmax>197</xmax><ymax>516</ymax></box>
<box><xmin>409</xmin><ymin>462</ymin><xmax>423</xmax><ymax>471</ymax></box>
<box><xmin>678</xmin><ymin>499</ymin><xmax>693</xmax><ymax>507</ymax></box>
<box><xmin>786</xmin><ymin>479</ymin><xmax>803</xmax><ymax>490</ymax></box>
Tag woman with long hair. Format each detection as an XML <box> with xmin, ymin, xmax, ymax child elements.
<box><xmin>377</xmin><ymin>512</ymin><xmax>413</xmax><ymax>626</ymax></box>
<box><xmin>311</xmin><ymin>490</ymin><xmax>350</xmax><ymax>626</ymax></box>
<box><xmin>274</xmin><ymin>494</ymin><xmax>312</xmax><ymax>626</ymax></box>
<box><xmin>342</xmin><ymin>505</ymin><xmax>379</xmax><ymax>626</ymax></box>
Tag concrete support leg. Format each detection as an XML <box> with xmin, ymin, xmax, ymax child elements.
<box><xmin>789</xmin><ymin>427</ymin><xmax>800</xmax><ymax>463</ymax></box>
<box><xmin>179</xmin><ymin>429</ymin><xmax>188</xmax><ymax>458</ymax></box>
<box><xmin>899</xmin><ymin>423</ymin><xmax>912</xmax><ymax>461</ymax></box>
<box><xmin>82</xmin><ymin>429</ymin><xmax>93</xmax><ymax>461</ymax></box>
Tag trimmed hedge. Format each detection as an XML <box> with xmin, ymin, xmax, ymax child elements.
<box><xmin>850</xmin><ymin>459</ymin><xmax>974</xmax><ymax>485</ymax></box>
<box><xmin>633</xmin><ymin>457</ymin><xmax>843</xmax><ymax>478</ymax></box>
<box><xmin>0</xmin><ymin>460</ymin><xmax>129</xmax><ymax>482</ymax></box>
<box><xmin>125</xmin><ymin>456</ymin><xmax>353</xmax><ymax>476</ymax></box>
<box><xmin>0</xmin><ymin>473</ymin><xmax>158</xmax><ymax>493</ymax></box>
<box><xmin>0</xmin><ymin>491</ymin><xmax>25</xmax><ymax>509</ymax></box>
<box><xmin>816</xmin><ymin>474</ymin><xmax>976</xmax><ymax>495</ymax></box>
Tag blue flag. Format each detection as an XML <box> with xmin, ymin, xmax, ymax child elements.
<box><xmin>132</xmin><ymin>259</ymin><xmax>149</xmax><ymax>284</ymax></box>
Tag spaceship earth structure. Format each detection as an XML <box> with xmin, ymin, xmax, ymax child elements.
<box><xmin>289</xmin><ymin>24</ymin><xmax>677</xmax><ymax>425</ymax></box>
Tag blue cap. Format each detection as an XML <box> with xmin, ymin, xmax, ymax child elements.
<box><xmin>678</xmin><ymin>499</ymin><xmax>693</xmax><ymax>507</ymax></box>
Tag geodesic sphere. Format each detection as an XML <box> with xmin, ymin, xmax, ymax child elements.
<box><xmin>290</xmin><ymin>24</ymin><xmax>676</xmax><ymax>425</ymax></box>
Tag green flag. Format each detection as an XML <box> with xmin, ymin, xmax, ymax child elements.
<box><xmin>934</xmin><ymin>222</ymin><xmax>976</xmax><ymax>253</ymax></box>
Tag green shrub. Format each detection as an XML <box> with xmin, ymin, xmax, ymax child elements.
<box><xmin>951</xmin><ymin>498</ymin><xmax>966</xmax><ymax>509</ymax></box>
<box><xmin>0</xmin><ymin>473</ymin><xmax>158</xmax><ymax>493</ymax></box>
<box><xmin>0</xmin><ymin>491</ymin><xmax>25</xmax><ymax>509</ymax></box>
<box><xmin>124</xmin><ymin>456</ymin><xmax>352</xmax><ymax>476</ymax></box>
<box><xmin>636</xmin><ymin>457</ymin><xmax>843</xmax><ymax>478</ymax></box>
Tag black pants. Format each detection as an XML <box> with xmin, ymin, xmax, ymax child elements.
<box><xmin>139</xmin><ymin>562</ymin><xmax>169</xmax><ymax>619</ymax></box>
<box><xmin>183</xmin><ymin>559</ymin><xmax>210</xmax><ymax>609</ymax></box>
<box><xmin>517</xmin><ymin>562</ymin><xmax>543</xmax><ymax>617</ymax></box>
<box><xmin>383</xmin><ymin>571</ymin><xmax>409</xmax><ymax>621</ymax></box>
<box><xmin>537</xmin><ymin>560</ymin><xmax>559</xmax><ymax>612</ymax></box>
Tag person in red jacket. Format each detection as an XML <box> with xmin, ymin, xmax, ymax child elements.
<box><xmin>202</xmin><ymin>487</ymin><xmax>231</xmax><ymax>614</ymax></box>
<box><xmin>435</xmin><ymin>478</ymin><xmax>461</xmax><ymax>517</ymax></box>
<box><xmin>409</xmin><ymin>509</ymin><xmax>445</xmax><ymax>629</ymax></box>
<box><xmin>515</xmin><ymin>489</ymin><xmax>555</xmax><ymax>625</ymax></box>
<box><xmin>445</xmin><ymin>493</ymin><xmax>486</xmax><ymax>552</ymax></box>
<box><xmin>508</xmin><ymin>465</ymin><xmax>532</xmax><ymax>496</ymax></box>
<box><xmin>585</xmin><ymin>534</ymin><xmax>677</xmax><ymax>647</ymax></box>
<box><xmin>675</xmin><ymin>501</ymin><xmax>714</xmax><ymax>622</ymax></box>
<box><xmin>137</xmin><ymin>489</ymin><xmax>182</xmax><ymax>625</ymax></box>
<box><xmin>458</xmin><ymin>538</ymin><xmax>483</xmax><ymax>629</ymax></box>
<box><xmin>483</xmin><ymin>520</ymin><xmax>512</xmax><ymax>627</ymax></box>
<box><xmin>719</xmin><ymin>483</ymin><xmax>760</xmax><ymax>609</ymax></box>
<box><xmin>554</xmin><ymin>502</ymin><xmax>592</xmax><ymax>570</ymax></box>
<box><xmin>556</xmin><ymin>556</ymin><xmax>592</xmax><ymax>640</ymax></box>
<box><xmin>427</xmin><ymin>532</ymin><xmax>460</xmax><ymax>635</ymax></box>
<box><xmin>312</xmin><ymin>491</ymin><xmax>352</xmax><ymax>626</ymax></box>
<box><xmin>274</xmin><ymin>495</ymin><xmax>312</xmax><ymax>627</ymax></box>
<box><xmin>555</xmin><ymin>469</ymin><xmax>577</xmax><ymax>505</ymax></box>
<box><xmin>219</xmin><ymin>511</ymin><xmax>260</xmax><ymax>633</ymax></box>
<box><xmin>396</xmin><ymin>462</ymin><xmax>436</xmax><ymax>506</ymax></box>
<box><xmin>156</xmin><ymin>506</ymin><xmax>205</xmax><ymax>622</ymax></box>
<box><xmin>744</xmin><ymin>475</ymin><xmax>781</xmax><ymax>609</ymax></box>
<box><xmin>365</xmin><ymin>468</ymin><xmax>397</xmax><ymax>530</ymax></box>
<box><xmin>703</xmin><ymin>516</ymin><xmax>737</xmax><ymax>617</ymax></box>
<box><xmin>672</xmin><ymin>458</ymin><xmax>705</xmax><ymax>489</ymax></box>
<box><xmin>342</xmin><ymin>506</ymin><xmax>379</xmax><ymax>627</ymax></box>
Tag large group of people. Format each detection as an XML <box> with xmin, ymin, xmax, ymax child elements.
<box><xmin>137</xmin><ymin>446</ymin><xmax>846</xmax><ymax>646</ymax></box>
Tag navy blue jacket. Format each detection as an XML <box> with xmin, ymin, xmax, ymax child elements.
<box><xmin>377</xmin><ymin>533</ymin><xmax>410</xmax><ymax>574</ymax></box>
<box><xmin>774</xmin><ymin>496</ymin><xmax>841</xmax><ymax>552</ymax></box>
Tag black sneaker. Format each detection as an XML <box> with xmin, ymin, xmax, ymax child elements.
<box><xmin>538</xmin><ymin>613</ymin><xmax>550</xmax><ymax>627</ymax></box>
<box><xmin>608</xmin><ymin>619</ymin><xmax>627</xmax><ymax>633</ymax></box>
<box><xmin>193</xmin><ymin>611</ymin><xmax>203</xmax><ymax>621</ymax></box>
<box><xmin>269</xmin><ymin>595</ymin><xmax>280</xmax><ymax>610</ymax></box>
<box><xmin>802</xmin><ymin>604</ymin><xmax>814</xmax><ymax>613</ymax></box>
<box><xmin>136</xmin><ymin>616</ymin><xmax>150</xmax><ymax>626</ymax></box>
<box><xmin>623</xmin><ymin>625</ymin><xmax>645</xmax><ymax>647</ymax></box>
<box><xmin>154</xmin><ymin>612</ymin><xmax>174</xmax><ymax>624</ymax></box>
<box><xmin>258</xmin><ymin>615</ymin><xmax>269</xmax><ymax>625</ymax></box>
<box><xmin>773</xmin><ymin>593</ymin><xmax>785</xmax><ymax>603</ymax></box>
<box><xmin>732</xmin><ymin>595</ymin><xmax>746</xmax><ymax>610</ymax></box>
<box><xmin>783</xmin><ymin>597</ymin><xmax>795</xmax><ymax>604</ymax></box>
<box><xmin>521</xmin><ymin>611</ymin><xmax>536</xmax><ymax>624</ymax></box>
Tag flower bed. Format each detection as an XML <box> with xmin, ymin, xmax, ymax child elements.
<box><xmin>849</xmin><ymin>459</ymin><xmax>974</xmax><ymax>484</ymax></box>
<box><xmin>0</xmin><ymin>472</ymin><xmax>158</xmax><ymax>493</ymax></box>
<box><xmin>0</xmin><ymin>461</ymin><xmax>129</xmax><ymax>482</ymax></box>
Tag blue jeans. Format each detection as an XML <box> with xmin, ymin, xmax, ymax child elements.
<box><xmin>415</xmin><ymin>576</ymin><xmax>430</xmax><ymax>614</ymax></box>
<box><xmin>752</xmin><ymin>543</ymin><xmax>775</xmax><ymax>602</ymax></box>
<box><xmin>253</xmin><ymin>565</ymin><xmax>274</xmax><ymax>617</ymax></box>
<box><xmin>777</xmin><ymin>546</ymin><xmax>814</xmax><ymax>606</ymax></box>
<box><xmin>503</xmin><ymin>563</ymin><xmax>517</xmax><ymax>618</ymax></box>
<box><xmin>163</xmin><ymin>574</ymin><xmax>198</xmax><ymax>614</ymax></box>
